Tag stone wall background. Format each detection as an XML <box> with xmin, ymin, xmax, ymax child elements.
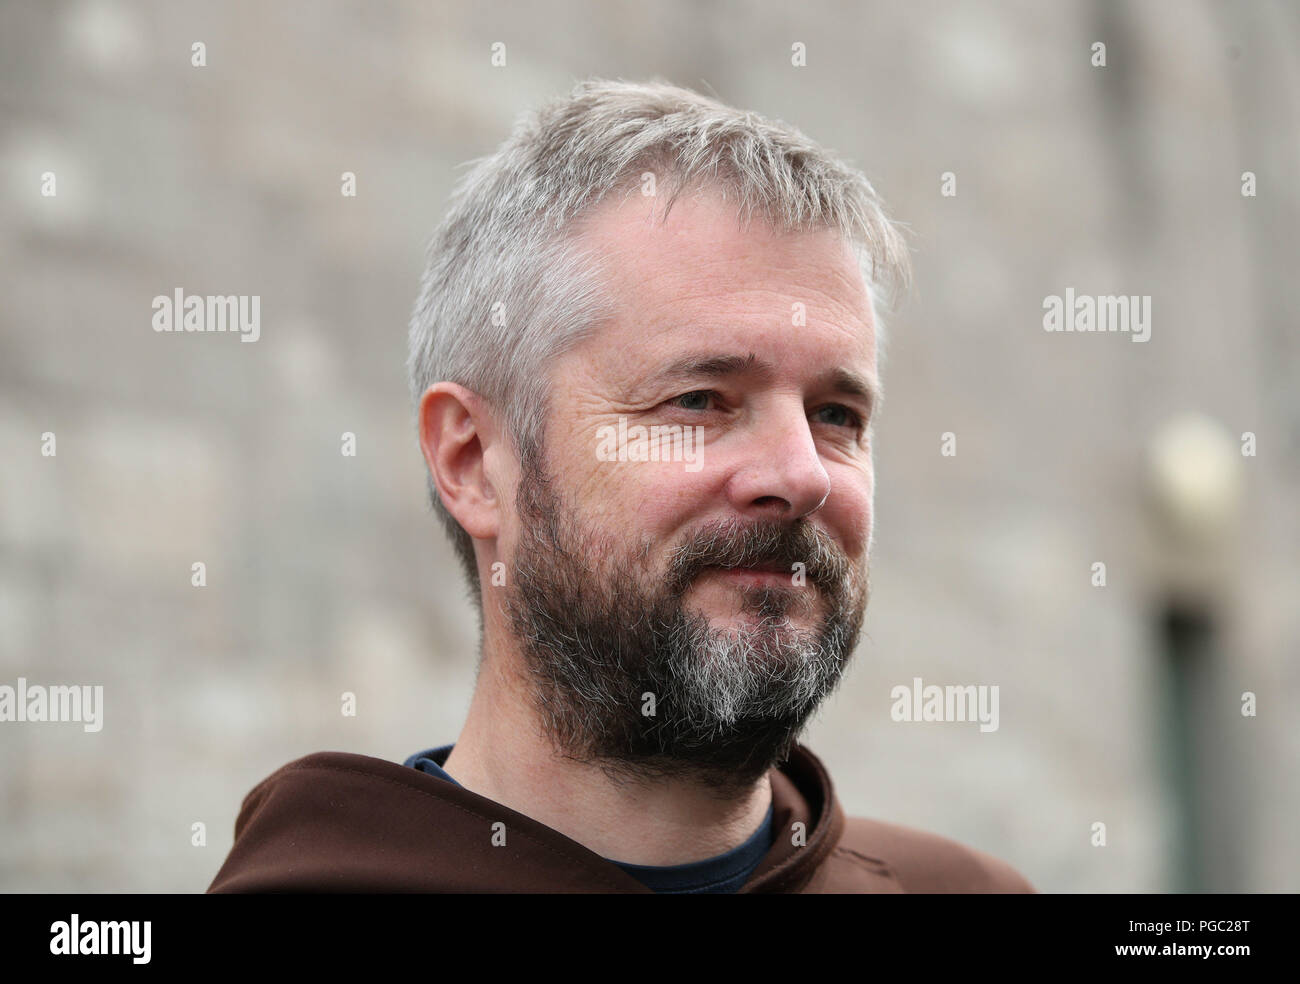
<box><xmin>1</xmin><ymin>0</ymin><xmax>1296</xmax><ymax>892</ymax></box>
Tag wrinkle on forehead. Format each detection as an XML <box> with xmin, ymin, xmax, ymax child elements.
<box><xmin>573</xmin><ymin>186</ymin><xmax>876</xmax><ymax>362</ymax></box>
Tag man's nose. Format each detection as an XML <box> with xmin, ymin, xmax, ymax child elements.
<box><xmin>722</xmin><ymin>401</ymin><xmax>831</xmax><ymax>520</ymax></box>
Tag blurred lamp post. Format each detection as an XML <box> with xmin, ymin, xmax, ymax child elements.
<box><xmin>1145</xmin><ymin>412</ymin><xmax>1244</xmax><ymax>893</ymax></box>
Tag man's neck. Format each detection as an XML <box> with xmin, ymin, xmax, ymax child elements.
<box><xmin>440</xmin><ymin>635</ymin><xmax>773</xmax><ymax>866</ymax></box>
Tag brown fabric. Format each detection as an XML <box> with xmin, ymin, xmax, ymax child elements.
<box><xmin>206</xmin><ymin>744</ymin><xmax>1035</xmax><ymax>893</ymax></box>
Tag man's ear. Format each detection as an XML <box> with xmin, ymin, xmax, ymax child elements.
<box><xmin>417</xmin><ymin>383</ymin><xmax>501</xmax><ymax>541</ymax></box>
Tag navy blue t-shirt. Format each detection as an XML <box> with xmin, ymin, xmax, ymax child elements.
<box><xmin>403</xmin><ymin>745</ymin><xmax>773</xmax><ymax>893</ymax></box>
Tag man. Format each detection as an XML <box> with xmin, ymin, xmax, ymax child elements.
<box><xmin>208</xmin><ymin>78</ymin><xmax>1034</xmax><ymax>893</ymax></box>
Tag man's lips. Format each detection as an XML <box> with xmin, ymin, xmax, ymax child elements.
<box><xmin>699</xmin><ymin>563</ymin><xmax>796</xmax><ymax>585</ymax></box>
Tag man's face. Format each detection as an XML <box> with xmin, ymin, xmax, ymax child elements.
<box><xmin>500</xmin><ymin>185</ymin><xmax>878</xmax><ymax>791</ymax></box>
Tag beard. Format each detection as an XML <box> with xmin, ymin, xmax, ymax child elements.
<box><xmin>503</xmin><ymin>436</ymin><xmax>870</xmax><ymax>795</ymax></box>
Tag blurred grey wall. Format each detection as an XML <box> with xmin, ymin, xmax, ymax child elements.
<box><xmin>1</xmin><ymin>0</ymin><xmax>1296</xmax><ymax>892</ymax></box>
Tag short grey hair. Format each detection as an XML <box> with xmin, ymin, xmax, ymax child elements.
<box><xmin>407</xmin><ymin>76</ymin><xmax>911</xmax><ymax>613</ymax></box>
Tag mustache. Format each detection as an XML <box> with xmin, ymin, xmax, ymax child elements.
<box><xmin>664</xmin><ymin>518</ymin><xmax>855</xmax><ymax>596</ymax></box>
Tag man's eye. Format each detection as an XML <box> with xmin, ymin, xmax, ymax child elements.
<box><xmin>815</xmin><ymin>404</ymin><xmax>866</xmax><ymax>431</ymax></box>
<box><xmin>671</xmin><ymin>390</ymin><xmax>715</xmax><ymax>412</ymax></box>
<box><xmin>669</xmin><ymin>393</ymin><xmax>864</xmax><ymax>432</ymax></box>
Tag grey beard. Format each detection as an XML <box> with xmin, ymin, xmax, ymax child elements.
<box><xmin>504</xmin><ymin>440</ymin><xmax>869</xmax><ymax>794</ymax></box>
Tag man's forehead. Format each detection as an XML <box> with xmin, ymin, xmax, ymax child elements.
<box><xmin>573</xmin><ymin>187</ymin><xmax>877</xmax><ymax>368</ymax></box>
<box><xmin>580</xmin><ymin>185</ymin><xmax>870</xmax><ymax>295</ymax></box>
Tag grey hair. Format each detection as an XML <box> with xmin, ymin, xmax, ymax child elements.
<box><xmin>407</xmin><ymin>76</ymin><xmax>912</xmax><ymax>613</ymax></box>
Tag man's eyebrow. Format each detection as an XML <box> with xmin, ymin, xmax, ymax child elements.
<box><xmin>649</xmin><ymin>353</ymin><xmax>768</xmax><ymax>384</ymax></box>
<box><xmin>645</xmin><ymin>353</ymin><xmax>882</xmax><ymax>417</ymax></box>
<box><xmin>826</xmin><ymin>366</ymin><xmax>883</xmax><ymax>417</ymax></box>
